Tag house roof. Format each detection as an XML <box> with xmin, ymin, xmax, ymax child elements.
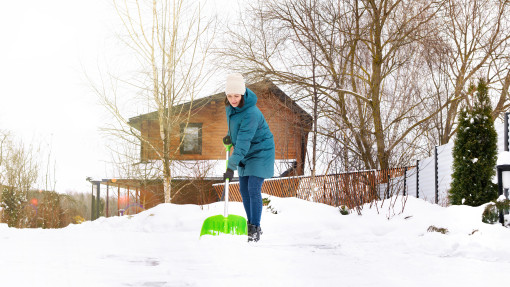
<box><xmin>128</xmin><ymin>80</ymin><xmax>313</xmax><ymax>131</ymax></box>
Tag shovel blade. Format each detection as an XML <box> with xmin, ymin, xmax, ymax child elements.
<box><xmin>200</xmin><ymin>214</ymin><xmax>248</xmax><ymax>237</ymax></box>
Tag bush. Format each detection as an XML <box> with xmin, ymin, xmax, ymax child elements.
<box><xmin>483</xmin><ymin>199</ymin><xmax>510</xmax><ymax>225</ymax></box>
<box><xmin>449</xmin><ymin>79</ymin><xmax>498</xmax><ymax>206</ymax></box>
<box><xmin>427</xmin><ymin>225</ymin><xmax>449</xmax><ymax>234</ymax></box>
<box><xmin>339</xmin><ymin>205</ymin><xmax>349</xmax><ymax>215</ymax></box>
<box><xmin>482</xmin><ymin>203</ymin><xmax>500</xmax><ymax>224</ymax></box>
<box><xmin>1</xmin><ymin>187</ymin><xmax>28</xmax><ymax>227</ymax></box>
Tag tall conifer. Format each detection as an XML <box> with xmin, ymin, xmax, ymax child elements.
<box><xmin>449</xmin><ymin>79</ymin><xmax>498</xmax><ymax>206</ymax></box>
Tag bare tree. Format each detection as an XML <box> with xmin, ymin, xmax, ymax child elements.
<box><xmin>0</xmin><ymin>130</ymin><xmax>9</xmax><ymax>176</ymax></box>
<box><xmin>95</xmin><ymin>0</ymin><xmax>216</xmax><ymax>203</ymax></box>
<box><xmin>218</xmin><ymin>0</ymin><xmax>444</xmax><ymax>171</ymax></box>
<box><xmin>0</xmin><ymin>135</ymin><xmax>39</xmax><ymax>227</ymax></box>
<box><xmin>432</xmin><ymin>0</ymin><xmax>510</xmax><ymax>144</ymax></box>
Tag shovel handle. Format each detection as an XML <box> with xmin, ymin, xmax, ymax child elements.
<box><xmin>224</xmin><ymin>178</ymin><xmax>229</xmax><ymax>217</ymax></box>
<box><xmin>224</xmin><ymin>141</ymin><xmax>231</xmax><ymax>217</ymax></box>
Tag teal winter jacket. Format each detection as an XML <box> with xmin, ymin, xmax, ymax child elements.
<box><xmin>226</xmin><ymin>88</ymin><xmax>275</xmax><ymax>179</ymax></box>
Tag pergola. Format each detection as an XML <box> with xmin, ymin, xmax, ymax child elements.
<box><xmin>86</xmin><ymin>178</ymin><xmax>162</xmax><ymax>220</ymax></box>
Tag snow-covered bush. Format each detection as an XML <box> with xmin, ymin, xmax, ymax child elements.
<box><xmin>482</xmin><ymin>199</ymin><xmax>510</xmax><ymax>226</ymax></box>
<box><xmin>449</xmin><ymin>79</ymin><xmax>498</xmax><ymax>206</ymax></box>
<box><xmin>0</xmin><ymin>187</ymin><xmax>27</xmax><ymax>227</ymax></box>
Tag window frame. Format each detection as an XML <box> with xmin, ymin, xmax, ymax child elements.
<box><xmin>179</xmin><ymin>123</ymin><xmax>202</xmax><ymax>155</ymax></box>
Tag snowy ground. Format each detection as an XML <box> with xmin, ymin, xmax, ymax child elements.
<box><xmin>0</xmin><ymin>195</ymin><xmax>509</xmax><ymax>287</ymax></box>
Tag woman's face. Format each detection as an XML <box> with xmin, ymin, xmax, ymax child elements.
<box><xmin>227</xmin><ymin>94</ymin><xmax>242</xmax><ymax>107</ymax></box>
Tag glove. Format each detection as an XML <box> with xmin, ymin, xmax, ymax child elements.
<box><xmin>223</xmin><ymin>168</ymin><xmax>234</xmax><ymax>181</ymax></box>
<box><xmin>223</xmin><ymin>136</ymin><xmax>232</xmax><ymax>146</ymax></box>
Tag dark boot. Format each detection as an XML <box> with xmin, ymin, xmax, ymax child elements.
<box><xmin>248</xmin><ymin>224</ymin><xmax>262</xmax><ymax>242</ymax></box>
<box><xmin>247</xmin><ymin>222</ymin><xmax>263</xmax><ymax>234</ymax></box>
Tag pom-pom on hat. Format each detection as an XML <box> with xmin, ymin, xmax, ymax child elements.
<box><xmin>225</xmin><ymin>73</ymin><xmax>246</xmax><ymax>95</ymax></box>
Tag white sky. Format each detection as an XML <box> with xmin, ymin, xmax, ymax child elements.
<box><xmin>0</xmin><ymin>0</ymin><xmax>243</xmax><ymax>193</ymax></box>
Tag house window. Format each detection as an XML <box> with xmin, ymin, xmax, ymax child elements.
<box><xmin>180</xmin><ymin>123</ymin><xmax>202</xmax><ymax>154</ymax></box>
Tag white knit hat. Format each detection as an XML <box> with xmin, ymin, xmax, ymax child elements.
<box><xmin>225</xmin><ymin>73</ymin><xmax>246</xmax><ymax>95</ymax></box>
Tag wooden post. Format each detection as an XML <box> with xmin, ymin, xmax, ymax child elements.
<box><xmin>117</xmin><ymin>185</ymin><xmax>120</xmax><ymax>216</ymax></box>
<box><xmin>127</xmin><ymin>186</ymin><xmax>130</xmax><ymax>214</ymax></box>
<box><xmin>91</xmin><ymin>184</ymin><xmax>94</xmax><ymax>220</ymax></box>
<box><xmin>95</xmin><ymin>182</ymin><xmax>100</xmax><ymax>220</ymax></box>
<box><xmin>106</xmin><ymin>182</ymin><xmax>109</xmax><ymax>218</ymax></box>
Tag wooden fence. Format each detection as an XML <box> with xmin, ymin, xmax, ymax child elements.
<box><xmin>212</xmin><ymin>167</ymin><xmax>413</xmax><ymax>208</ymax></box>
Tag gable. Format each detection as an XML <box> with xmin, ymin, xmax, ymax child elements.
<box><xmin>128</xmin><ymin>80</ymin><xmax>312</xmax><ymax>176</ymax></box>
<box><xmin>128</xmin><ymin>80</ymin><xmax>312</xmax><ymax>132</ymax></box>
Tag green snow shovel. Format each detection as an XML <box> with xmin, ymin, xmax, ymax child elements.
<box><xmin>200</xmin><ymin>136</ymin><xmax>248</xmax><ymax>237</ymax></box>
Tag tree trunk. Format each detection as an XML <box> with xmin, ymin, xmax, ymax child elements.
<box><xmin>371</xmin><ymin>11</ymin><xmax>388</xmax><ymax>170</ymax></box>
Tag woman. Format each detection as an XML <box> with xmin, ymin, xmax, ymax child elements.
<box><xmin>223</xmin><ymin>73</ymin><xmax>275</xmax><ymax>242</ymax></box>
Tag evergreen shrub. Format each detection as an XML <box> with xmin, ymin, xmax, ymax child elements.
<box><xmin>449</xmin><ymin>79</ymin><xmax>498</xmax><ymax>206</ymax></box>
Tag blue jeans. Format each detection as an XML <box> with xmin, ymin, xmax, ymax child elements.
<box><xmin>239</xmin><ymin>175</ymin><xmax>264</xmax><ymax>227</ymax></box>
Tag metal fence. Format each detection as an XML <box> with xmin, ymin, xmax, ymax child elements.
<box><xmin>406</xmin><ymin>116</ymin><xmax>508</xmax><ymax>205</ymax></box>
<box><xmin>213</xmin><ymin>113</ymin><xmax>510</xmax><ymax>208</ymax></box>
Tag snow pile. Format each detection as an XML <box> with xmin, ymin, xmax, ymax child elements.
<box><xmin>0</xmin><ymin>195</ymin><xmax>509</xmax><ymax>286</ymax></box>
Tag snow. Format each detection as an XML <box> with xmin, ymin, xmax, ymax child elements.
<box><xmin>498</xmin><ymin>151</ymin><xmax>510</xmax><ymax>165</ymax></box>
<box><xmin>0</xmin><ymin>195</ymin><xmax>508</xmax><ymax>286</ymax></box>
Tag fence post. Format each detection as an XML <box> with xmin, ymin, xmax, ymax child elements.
<box><xmin>334</xmin><ymin>175</ymin><xmax>339</xmax><ymax>207</ymax></box>
<box><xmin>91</xmin><ymin>184</ymin><xmax>95</xmax><ymax>220</ymax></box>
<box><xmin>416</xmin><ymin>159</ymin><xmax>420</xmax><ymax>198</ymax></box>
<box><xmin>403</xmin><ymin>167</ymin><xmax>407</xmax><ymax>196</ymax></box>
<box><xmin>385</xmin><ymin>173</ymin><xmax>390</xmax><ymax>199</ymax></box>
<box><xmin>505</xmin><ymin>112</ymin><xmax>509</xmax><ymax>152</ymax></box>
<box><xmin>435</xmin><ymin>145</ymin><xmax>439</xmax><ymax>204</ymax></box>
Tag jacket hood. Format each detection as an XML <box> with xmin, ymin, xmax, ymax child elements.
<box><xmin>230</xmin><ymin>88</ymin><xmax>257</xmax><ymax>113</ymax></box>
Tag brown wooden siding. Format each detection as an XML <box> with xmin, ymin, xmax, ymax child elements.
<box><xmin>138</xmin><ymin>89</ymin><xmax>310</xmax><ymax>175</ymax></box>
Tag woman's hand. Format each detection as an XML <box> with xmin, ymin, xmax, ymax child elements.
<box><xmin>223</xmin><ymin>168</ymin><xmax>234</xmax><ymax>181</ymax></box>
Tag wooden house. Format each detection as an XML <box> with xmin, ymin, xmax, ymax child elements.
<box><xmin>106</xmin><ymin>80</ymin><xmax>312</xmax><ymax>207</ymax></box>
